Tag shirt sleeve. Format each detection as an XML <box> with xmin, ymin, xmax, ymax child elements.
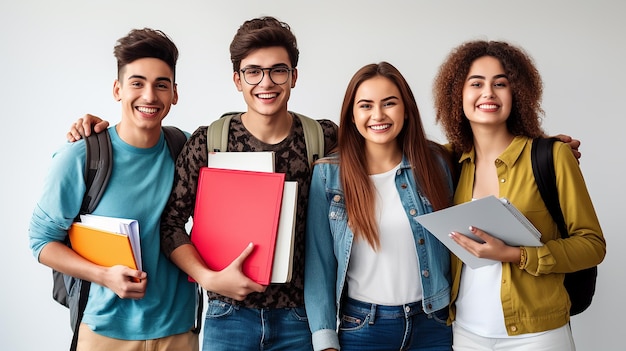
<box><xmin>29</xmin><ymin>141</ymin><xmax>87</xmax><ymax>260</ymax></box>
<box><xmin>160</xmin><ymin>126</ymin><xmax>209</xmax><ymax>257</ymax></box>
<box><xmin>526</xmin><ymin>141</ymin><xmax>606</xmax><ymax>274</ymax></box>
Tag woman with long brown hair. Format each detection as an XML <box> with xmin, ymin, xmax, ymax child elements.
<box><xmin>304</xmin><ymin>61</ymin><xmax>454</xmax><ymax>351</ymax></box>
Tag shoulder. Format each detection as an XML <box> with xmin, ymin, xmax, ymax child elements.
<box><xmin>317</xmin><ymin>153</ymin><xmax>340</xmax><ymax>163</ymax></box>
<box><xmin>190</xmin><ymin>125</ymin><xmax>209</xmax><ymax>138</ymax></box>
<box><xmin>312</xmin><ymin>154</ymin><xmax>340</xmax><ymax>174</ymax></box>
<box><xmin>552</xmin><ymin>139</ymin><xmax>581</xmax><ymax>170</ymax></box>
<box><xmin>51</xmin><ymin>139</ymin><xmax>86</xmax><ymax>167</ymax></box>
<box><xmin>179</xmin><ymin>126</ymin><xmax>209</xmax><ymax>160</ymax></box>
<box><xmin>316</xmin><ymin>119</ymin><xmax>339</xmax><ymax>134</ymax></box>
<box><xmin>316</xmin><ymin>119</ymin><xmax>339</xmax><ymax>153</ymax></box>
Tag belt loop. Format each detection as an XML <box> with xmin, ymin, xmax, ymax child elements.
<box><xmin>369</xmin><ymin>303</ymin><xmax>377</xmax><ymax>325</ymax></box>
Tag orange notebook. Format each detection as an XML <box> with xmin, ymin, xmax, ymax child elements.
<box><xmin>68</xmin><ymin>222</ymin><xmax>139</xmax><ymax>270</ymax></box>
<box><xmin>191</xmin><ymin>167</ymin><xmax>285</xmax><ymax>285</ymax></box>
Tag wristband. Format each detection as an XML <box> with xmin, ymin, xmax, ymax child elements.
<box><xmin>518</xmin><ymin>247</ymin><xmax>527</xmax><ymax>269</ymax></box>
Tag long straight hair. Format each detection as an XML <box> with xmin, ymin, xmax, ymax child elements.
<box><xmin>339</xmin><ymin>62</ymin><xmax>452</xmax><ymax>249</ymax></box>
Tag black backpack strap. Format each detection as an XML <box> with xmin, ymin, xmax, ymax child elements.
<box><xmin>532</xmin><ymin>137</ymin><xmax>598</xmax><ymax>316</ymax></box>
<box><xmin>69</xmin><ymin>281</ymin><xmax>91</xmax><ymax>351</ymax></box>
<box><xmin>80</xmin><ymin>130</ymin><xmax>112</xmax><ymax>215</ymax></box>
<box><xmin>531</xmin><ymin>137</ymin><xmax>568</xmax><ymax>238</ymax></box>
<box><xmin>162</xmin><ymin>126</ymin><xmax>187</xmax><ymax>160</ymax></box>
<box><xmin>67</xmin><ymin>129</ymin><xmax>111</xmax><ymax>351</ymax></box>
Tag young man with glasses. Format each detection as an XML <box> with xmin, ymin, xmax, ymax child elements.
<box><xmin>158</xmin><ymin>16</ymin><xmax>338</xmax><ymax>350</ymax></box>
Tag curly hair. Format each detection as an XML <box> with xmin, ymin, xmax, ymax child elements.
<box><xmin>433</xmin><ymin>40</ymin><xmax>544</xmax><ymax>153</ymax></box>
<box><xmin>229</xmin><ymin>16</ymin><xmax>299</xmax><ymax>72</ymax></box>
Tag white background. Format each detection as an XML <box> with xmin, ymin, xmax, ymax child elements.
<box><xmin>1</xmin><ymin>1</ymin><xmax>623</xmax><ymax>350</ymax></box>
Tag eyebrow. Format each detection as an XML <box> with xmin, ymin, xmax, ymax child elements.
<box><xmin>127</xmin><ymin>75</ymin><xmax>172</xmax><ymax>83</ymax></box>
<box><xmin>356</xmin><ymin>95</ymin><xmax>399</xmax><ymax>104</ymax></box>
<box><xmin>467</xmin><ymin>73</ymin><xmax>508</xmax><ymax>81</ymax></box>
<box><xmin>241</xmin><ymin>63</ymin><xmax>290</xmax><ymax>69</ymax></box>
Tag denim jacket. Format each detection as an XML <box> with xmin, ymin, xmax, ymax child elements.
<box><xmin>304</xmin><ymin>155</ymin><xmax>453</xmax><ymax>351</ymax></box>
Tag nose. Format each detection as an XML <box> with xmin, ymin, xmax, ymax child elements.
<box><xmin>371</xmin><ymin>105</ymin><xmax>384</xmax><ymax>121</ymax></box>
<box><xmin>142</xmin><ymin>86</ymin><xmax>157</xmax><ymax>102</ymax></box>
<box><xmin>482</xmin><ymin>85</ymin><xmax>495</xmax><ymax>98</ymax></box>
<box><xmin>258</xmin><ymin>69</ymin><xmax>275</xmax><ymax>87</ymax></box>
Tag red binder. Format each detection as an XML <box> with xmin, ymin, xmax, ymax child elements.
<box><xmin>191</xmin><ymin>167</ymin><xmax>285</xmax><ymax>285</ymax></box>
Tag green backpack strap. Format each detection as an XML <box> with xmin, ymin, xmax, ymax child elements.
<box><xmin>294</xmin><ymin>112</ymin><xmax>325</xmax><ymax>165</ymax></box>
<box><xmin>207</xmin><ymin>111</ymin><xmax>324</xmax><ymax>165</ymax></box>
<box><xmin>207</xmin><ymin>112</ymin><xmax>237</xmax><ymax>152</ymax></box>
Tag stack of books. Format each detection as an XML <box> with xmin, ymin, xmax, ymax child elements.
<box><xmin>68</xmin><ymin>214</ymin><xmax>142</xmax><ymax>271</ymax></box>
<box><xmin>190</xmin><ymin>152</ymin><xmax>297</xmax><ymax>285</ymax></box>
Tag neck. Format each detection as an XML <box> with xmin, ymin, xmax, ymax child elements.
<box><xmin>472</xmin><ymin>127</ymin><xmax>514</xmax><ymax>162</ymax></box>
<box><xmin>365</xmin><ymin>143</ymin><xmax>403</xmax><ymax>175</ymax></box>
<box><xmin>115</xmin><ymin>123</ymin><xmax>161</xmax><ymax>148</ymax></box>
<box><xmin>241</xmin><ymin>110</ymin><xmax>293</xmax><ymax>144</ymax></box>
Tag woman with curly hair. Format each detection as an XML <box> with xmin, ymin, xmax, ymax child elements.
<box><xmin>433</xmin><ymin>40</ymin><xmax>605</xmax><ymax>350</ymax></box>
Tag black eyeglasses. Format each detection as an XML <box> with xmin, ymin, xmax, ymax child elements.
<box><xmin>239</xmin><ymin>66</ymin><xmax>294</xmax><ymax>85</ymax></box>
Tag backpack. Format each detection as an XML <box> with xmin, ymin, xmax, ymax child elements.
<box><xmin>51</xmin><ymin>126</ymin><xmax>199</xmax><ymax>351</ymax></box>
<box><xmin>208</xmin><ymin>111</ymin><xmax>325</xmax><ymax>165</ymax></box>
<box><xmin>531</xmin><ymin>137</ymin><xmax>598</xmax><ymax>316</ymax></box>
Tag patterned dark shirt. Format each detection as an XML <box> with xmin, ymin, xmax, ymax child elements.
<box><xmin>161</xmin><ymin>113</ymin><xmax>338</xmax><ymax>308</ymax></box>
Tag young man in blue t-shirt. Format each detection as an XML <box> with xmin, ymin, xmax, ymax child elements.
<box><xmin>29</xmin><ymin>28</ymin><xmax>198</xmax><ymax>350</ymax></box>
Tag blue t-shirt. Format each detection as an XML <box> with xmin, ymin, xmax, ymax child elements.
<box><xmin>29</xmin><ymin>126</ymin><xmax>196</xmax><ymax>340</ymax></box>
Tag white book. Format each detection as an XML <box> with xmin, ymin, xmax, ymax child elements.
<box><xmin>271</xmin><ymin>181</ymin><xmax>298</xmax><ymax>283</ymax></box>
<box><xmin>208</xmin><ymin>151</ymin><xmax>274</xmax><ymax>173</ymax></box>
<box><xmin>78</xmin><ymin>214</ymin><xmax>142</xmax><ymax>271</ymax></box>
<box><xmin>415</xmin><ymin>196</ymin><xmax>542</xmax><ymax>269</ymax></box>
<box><xmin>206</xmin><ymin>151</ymin><xmax>296</xmax><ymax>283</ymax></box>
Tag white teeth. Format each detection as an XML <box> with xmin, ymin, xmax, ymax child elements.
<box><xmin>370</xmin><ymin>124</ymin><xmax>390</xmax><ymax>131</ymax></box>
<box><xmin>137</xmin><ymin>107</ymin><xmax>157</xmax><ymax>114</ymax></box>
<box><xmin>257</xmin><ymin>93</ymin><xmax>277</xmax><ymax>99</ymax></box>
<box><xmin>479</xmin><ymin>104</ymin><xmax>498</xmax><ymax>109</ymax></box>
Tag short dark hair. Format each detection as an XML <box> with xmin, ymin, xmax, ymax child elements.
<box><xmin>229</xmin><ymin>16</ymin><xmax>299</xmax><ymax>72</ymax></box>
<box><xmin>113</xmin><ymin>28</ymin><xmax>179</xmax><ymax>81</ymax></box>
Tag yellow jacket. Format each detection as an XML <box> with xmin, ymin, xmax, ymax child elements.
<box><xmin>449</xmin><ymin>136</ymin><xmax>606</xmax><ymax>335</ymax></box>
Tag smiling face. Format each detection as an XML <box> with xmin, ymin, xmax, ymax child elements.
<box><xmin>462</xmin><ymin>55</ymin><xmax>512</xmax><ymax>131</ymax></box>
<box><xmin>233</xmin><ymin>46</ymin><xmax>297</xmax><ymax>119</ymax></box>
<box><xmin>113</xmin><ymin>57</ymin><xmax>178</xmax><ymax>141</ymax></box>
<box><xmin>352</xmin><ymin>75</ymin><xmax>405</xmax><ymax>151</ymax></box>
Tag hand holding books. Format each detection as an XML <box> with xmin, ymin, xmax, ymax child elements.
<box><xmin>68</xmin><ymin>214</ymin><xmax>144</xmax><ymax>284</ymax></box>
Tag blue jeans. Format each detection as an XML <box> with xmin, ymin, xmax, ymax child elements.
<box><xmin>338</xmin><ymin>297</ymin><xmax>452</xmax><ymax>351</ymax></box>
<box><xmin>202</xmin><ymin>300</ymin><xmax>313</xmax><ymax>351</ymax></box>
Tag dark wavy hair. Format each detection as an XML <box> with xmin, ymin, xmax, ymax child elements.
<box><xmin>114</xmin><ymin>28</ymin><xmax>178</xmax><ymax>81</ymax></box>
<box><xmin>229</xmin><ymin>16</ymin><xmax>299</xmax><ymax>72</ymax></box>
<box><xmin>433</xmin><ymin>40</ymin><xmax>544</xmax><ymax>153</ymax></box>
<box><xmin>338</xmin><ymin>62</ymin><xmax>452</xmax><ymax>249</ymax></box>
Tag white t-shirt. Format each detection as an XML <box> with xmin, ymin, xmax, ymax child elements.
<box><xmin>346</xmin><ymin>164</ymin><xmax>423</xmax><ymax>305</ymax></box>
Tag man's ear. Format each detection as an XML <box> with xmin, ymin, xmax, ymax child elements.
<box><xmin>233</xmin><ymin>71</ymin><xmax>243</xmax><ymax>91</ymax></box>
<box><xmin>172</xmin><ymin>83</ymin><xmax>179</xmax><ymax>105</ymax></box>
<box><xmin>113</xmin><ymin>79</ymin><xmax>122</xmax><ymax>101</ymax></box>
<box><xmin>290</xmin><ymin>68</ymin><xmax>298</xmax><ymax>88</ymax></box>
